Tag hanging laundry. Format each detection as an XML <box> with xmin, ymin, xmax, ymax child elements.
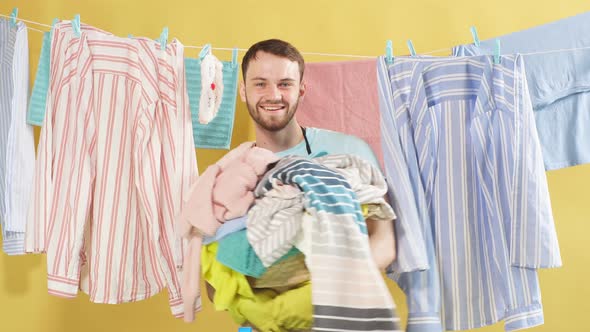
<box><xmin>26</xmin><ymin>31</ymin><xmax>51</xmax><ymax>126</ymax></box>
<box><xmin>377</xmin><ymin>56</ymin><xmax>442</xmax><ymax>332</ymax></box>
<box><xmin>296</xmin><ymin>60</ymin><xmax>384</xmax><ymax>168</ymax></box>
<box><xmin>454</xmin><ymin>11</ymin><xmax>590</xmax><ymax>170</ymax></box>
<box><xmin>185</xmin><ymin>52</ymin><xmax>239</xmax><ymax>149</ymax></box>
<box><xmin>0</xmin><ymin>19</ymin><xmax>35</xmax><ymax>256</ymax></box>
<box><xmin>247</xmin><ymin>155</ymin><xmax>401</xmax><ymax>332</ymax></box>
<box><xmin>25</xmin><ymin>22</ymin><xmax>199</xmax><ymax>319</ymax></box>
<box><xmin>382</xmin><ymin>54</ymin><xmax>561</xmax><ymax>331</ymax></box>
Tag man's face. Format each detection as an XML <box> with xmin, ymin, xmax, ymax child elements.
<box><xmin>240</xmin><ymin>51</ymin><xmax>305</xmax><ymax>132</ymax></box>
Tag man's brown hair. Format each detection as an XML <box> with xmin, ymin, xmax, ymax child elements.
<box><xmin>241</xmin><ymin>39</ymin><xmax>305</xmax><ymax>81</ymax></box>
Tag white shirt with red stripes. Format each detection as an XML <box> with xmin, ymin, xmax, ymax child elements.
<box><xmin>26</xmin><ymin>23</ymin><xmax>199</xmax><ymax>318</ymax></box>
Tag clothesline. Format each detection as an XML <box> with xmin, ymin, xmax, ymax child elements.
<box><xmin>0</xmin><ymin>13</ymin><xmax>52</xmax><ymax>28</ymax></box>
<box><xmin>3</xmin><ymin>13</ymin><xmax>590</xmax><ymax>58</ymax></box>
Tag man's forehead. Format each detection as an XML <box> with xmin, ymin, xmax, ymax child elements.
<box><xmin>247</xmin><ymin>52</ymin><xmax>301</xmax><ymax>80</ymax></box>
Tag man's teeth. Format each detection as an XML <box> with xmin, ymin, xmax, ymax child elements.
<box><xmin>263</xmin><ymin>106</ymin><xmax>284</xmax><ymax>110</ymax></box>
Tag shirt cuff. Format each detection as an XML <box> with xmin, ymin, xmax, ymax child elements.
<box><xmin>504</xmin><ymin>303</ymin><xmax>544</xmax><ymax>331</ymax></box>
<box><xmin>170</xmin><ymin>294</ymin><xmax>202</xmax><ymax>319</ymax></box>
<box><xmin>3</xmin><ymin>232</ymin><xmax>25</xmax><ymax>255</ymax></box>
<box><xmin>47</xmin><ymin>274</ymin><xmax>79</xmax><ymax>298</ymax></box>
<box><xmin>406</xmin><ymin>312</ymin><xmax>443</xmax><ymax>332</ymax></box>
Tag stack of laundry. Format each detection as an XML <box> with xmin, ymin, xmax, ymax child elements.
<box><xmin>178</xmin><ymin>143</ymin><xmax>401</xmax><ymax>332</ymax></box>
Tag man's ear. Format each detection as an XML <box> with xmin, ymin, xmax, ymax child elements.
<box><xmin>299</xmin><ymin>81</ymin><xmax>306</xmax><ymax>98</ymax></box>
<box><xmin>239</xmin><ymin>80</ymin><xmax>246</xmax><ymax>102</ymax></box>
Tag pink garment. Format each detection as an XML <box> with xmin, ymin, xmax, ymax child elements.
<box><xmin>177</xmin><ymin>142</ymin><xmax>279</xmax><ymax>322</ymax></box>
<box><xmin>297</xmin><ymin>60</ymin><xmax>383</xmax><ymax>167</ymax></box>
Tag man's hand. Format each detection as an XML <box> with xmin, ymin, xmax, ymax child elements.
<box><xmin>366</xmin><ymin>217</ymin><xmax>396</xmax><ymax>270</ymax></box>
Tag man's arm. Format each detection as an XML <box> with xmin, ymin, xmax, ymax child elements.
<box><xmin>367</xmin><ymin>217</ymin><xmax>396</xmax><ymax>270</ymax></box>
<box><xmin>351</xmin><ymin>140</ymin><xmax>397</xmax><ymax>270</ymax></box>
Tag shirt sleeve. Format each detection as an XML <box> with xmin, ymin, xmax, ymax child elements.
<box><xmin>376</xmin><ymin>57</ymin><xmax>429</xmax><ymax>273</ymax></box>
<box><xmin>45</xmin><ymin>34</ymin><xmax>94</xmax><ymax>297</ymax></box>
<box><xmin>510</xmin><ymin>56</ymin><xmax>562</xmax><ymax>268</ymax></box>
<box><xmin>4</xmin><ymin>24</ymin><xmax>34</xmax><ymax>255</ymax></box>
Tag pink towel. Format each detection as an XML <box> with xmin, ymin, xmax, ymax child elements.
<box><xmin>297</xmin><ymin>59</ymin><xmax>383</xmax><ymax>167</ymax></box>
<box><xmin>177</xmin><ymin>142</ymin><xmax>279</xmax><ymax>322</ymax></box>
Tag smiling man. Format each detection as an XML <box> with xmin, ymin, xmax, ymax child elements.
<box><xmin>204</xmin><ymin>39</ymin><xmax>397</xmax><ymax>331</ymax></box>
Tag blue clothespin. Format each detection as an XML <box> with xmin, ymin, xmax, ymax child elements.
<box><xmin>199</xmin><ymin>44</ymin><xmax>211</xmax><ymax>60</ymax></box>
<box><xmin>470</xmin><ymin>26</ymin><xmax>480</xmax><ymax>47</ymax></box>
<box><xmin>159</xmin><ymin>27</ymin><xmax>168</xmax><ymax>50</ymax></box>
<box><xmin>238</xmin><ymin>327</ymin><xmax>252</xmax><ymax>332</ymax></box>
<box><xmin>494</xmin><ymin>39</ymin><xmax>501</xmax><ymax>64</ymax></box>
<box><xmin>385</xmin><ymin>40</ymin><xmax>393</xmax><ymax>64</ymax></box>
<box><xmin>407</xmin><ymin>39</ymin><xmax>416</xmax><ymax>56</ymax></box>
<box><xmin>72</xmin><ymin>14</ymin><xmax>81</xmax><ymax>37</ymax></box>
<box><xmin>231</xmin><ymin>47</ymin><xmax>238</xmax><ymax>68</ymax></box>
<box><xmin>9</xmin><ymin>8</ymin><xmax>18</xmax><ymax>28</ymax></box>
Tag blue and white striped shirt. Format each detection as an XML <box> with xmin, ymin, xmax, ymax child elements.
<box><xmin>0</xmin><ymin>18</ymin><xmax>17</xmax><ymax>254</ymax></box>
<box><xmin>379</xmin><ymin>55</ymin><xmax>561</xmax><ymax>331</ymax></box>
<box><xmin>0</xmin><ymin>19</ymin><xmax>34</xmax><ymax>255</ymax></box>
<box><xmin>6</xmin><ymin>21</ymin><xmax>35</xmax><ymax>256</ymax></box>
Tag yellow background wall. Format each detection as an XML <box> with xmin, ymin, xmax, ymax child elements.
<box><xmin>0</xmin><ymin>0</ymin><xmax>588</xmax><ymax>331</ymax></box>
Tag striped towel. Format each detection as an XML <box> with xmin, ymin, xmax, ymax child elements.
<box><xmin>248</xmin><ymin>154</ymin><xmax>401</xmax><ymax>332</ymax></box>
<box><xmin>27</xmin><ymin>31</ymin><xmax>51</xmax><ymax>126</ymax></box>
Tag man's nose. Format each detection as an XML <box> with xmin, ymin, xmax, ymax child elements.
<box><xmin>266</xmin><ymin>85</ymin><xmax>281</xmax><ymax>101</ymax></box>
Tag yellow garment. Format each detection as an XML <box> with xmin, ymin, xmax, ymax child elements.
<box><xmin>202</xmin><ymin>243</ymin><xmax>312</xmax><ymax>331</ymax></box>
<box><xmin>362</xmin><ymin>203</ymin><xmax>369</xmax><ymax>216</ymax></box>
<box><xmin>201</xmin><ymin>242</ymin><xmax>254</xmax><ymax>314</ymax></box>
<box><xmin>235</xmin><ymin>282</ymin><xmax>312</xmax><ymax>332</ymax></box>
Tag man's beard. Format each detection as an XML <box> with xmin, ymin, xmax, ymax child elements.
<box><xmin>245</xmin><ymin>97</ymin><xmax>300</xmax><ymax>132</ymax></box>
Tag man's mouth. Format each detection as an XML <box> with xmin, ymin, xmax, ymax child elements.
<box><xmin>260</xmin><ymin>105</ymin><xmax>286</xmax><ymax>112</ymax></box>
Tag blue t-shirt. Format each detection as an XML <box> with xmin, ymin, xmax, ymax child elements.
<box><xmin>275</xmin><ymin>127</ymin><xmax>381</xmax><ymax>170</ymax></box>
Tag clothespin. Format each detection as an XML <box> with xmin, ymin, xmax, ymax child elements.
<box><xmin>9</xmin><ymin>8</ymin><xmax>18</xmax><ymax>28</ymax></box>
<box><xmin>199</xmin><ymin>44</ymin><xmax>212</xmax><ymax>60</ymax></box>
<box><xmin>494</xmin><ymin>39</ymin><xmax>501</xmax><ymax>64</ymax></box>
<box><xmin>407</xmin><ymin>39</ymin><xmax>417</xmax><ymax>56</ymax></box>
<box><xmin>71</xmin><ymin>14</ymin><xmax>81</xmax><ymax>37</ymax></box>
<box><xmin>385</xmin><ymin>40</ymin><xmax>393</xmax><ymax>64</ymax></box>
<box><xmin>159</xmin><ymin>27</ymin><xmax>168</xmax><ymax>50</ymax></box>
<box><xmin>238</xmin><ymin>327</ymin><xmax>253</xmax><ymax>332</ymax></box>
<box><xmin>231</xmin><ymin>47</ymin><xmax>238</xmax><ymax>68</ymax></box>
<box><xmin>470</xmin><ymin>26</ymin><xmax>480</xmax><ymax>47</ymax></box>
